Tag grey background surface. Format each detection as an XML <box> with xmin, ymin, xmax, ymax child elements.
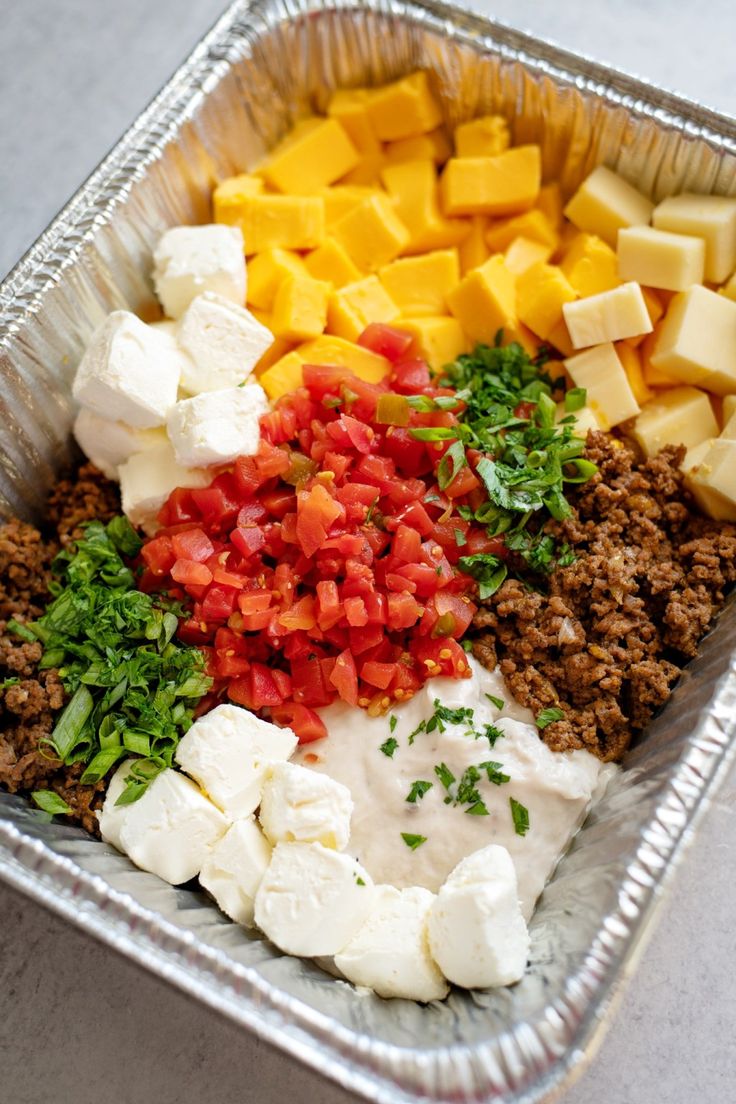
<box><xmin>1</xmin><ymin>1</ymin><xmax>735</xmax><ymax>1102</ymax></box>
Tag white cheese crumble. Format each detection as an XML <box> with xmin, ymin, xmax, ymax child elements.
<box><xmin>166</xmin><ymin>383</ymin><xmax>268</xmax><ymax>467</ymax></box>
<box><xmin>153</xmin><ymin>224</ymin><xmax>246</xmax><ymax>319</ymax></box>
<box><xmin>177</xmin><ymin>291</ymin><xmax>273</xmax><ymax>394</ymax></box>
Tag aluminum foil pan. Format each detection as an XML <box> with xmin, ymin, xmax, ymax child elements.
<box><xmin>2</xmin><ymin>1</ymin><xmax>736</xmax><ymax>1100</ymax></box>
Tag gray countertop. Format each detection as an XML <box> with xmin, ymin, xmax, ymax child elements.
<box><xmin>1</xmin><ymin>2</ymin><xmax>735</xmax><ymax>1101</ymax></box>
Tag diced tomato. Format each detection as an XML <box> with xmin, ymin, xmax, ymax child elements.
<box><xmin>270</xmin><ymin>703</ymin><xmax>327</xmax><ymax>744</ymax></box>
<box><xmin>141</xmin><ymin>535</ymin><xmax>175</xmax><ymax>576</ymax></box>
<box><xmin>444</xmin><ymin>466</ymin><xmax>481</xmax><ymax>499</ymax></box>
<box><xmin>411</xmin><ymin>637</ymin><xmax>469</xmax><ymax>679</ymax></box>
<box><xmin>171</xmin><ymin>528</ymin><xmax>215</xmax><ymax>563</ymax></box>
<box><xmin>392</xmin><ymin>357</ymin><xmax>431</xmax><ymax>393</ymax></box>
<box><xmin>360</xmin><ymin>660</ymin><xmax>395</xmax><ymax>690</ymax></box>
<box><xmin>201</xmin><ymin>585</ymin><xmax>239</xmax><ymax>621</ymax></box>
<box><xmin>464</xmin><ymin>530</ymin><xmax>508</xmax><ymax>557</ymax></box>
<box><xmin>158</xmin><ymin>487</ymin><xmax>199</xmax><ymax>528</ymax></box>
<box><xmin>392</xmin><ymin>524</ymin><xmax>422</xmax><ymax>564</ymax></box>
<box><xmin>386</xmin><ymin>592</ymin><xmax>422</xmax><ymax>630</ymax></box>
<box><xmin>381</xmin><ymin>428</ymin><xmax>428</xmax><ymax>477</ymax></box>
<box><xmin>171</xmin><ymin>559</ymin><xmax>213</xmax><ymax>587</ymax></box>
<box><xmin>296</xmin><ymin>482</ymin><xmax>344</xmax><ymax>558</ymax></box>
<box><xmin>231</xmin><ymin>526</ymin><xmax>266</xmax><ymax>559</ymax></box>
<box><xmin>249</xmin><ymin>662</ymin><xmax>286</xmax><ymax>708</ymax></box>
<box><xmin>357</xmin><ymin>323</ymin><xmax>414</xmax><ymax>363</ymax></box>
<box><xmin>329</xmin><ymin>649</ymin><xmax>359</xmax><ymax>706</ymax></box>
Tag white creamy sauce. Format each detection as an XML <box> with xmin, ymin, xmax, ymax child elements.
<box><xmin>295</xmin><ymin>658</ymin><xmax>611</xmax><ymax>920</ymax></box>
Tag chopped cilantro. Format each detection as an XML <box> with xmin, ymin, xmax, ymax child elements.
<box><xmin>389</xmin><ymin>714</ymin><xmax>398</xmax><ymax>733</ymax></box>
<box><xmin>380</xmin><ymin>736</ymin><xmax>398</xmax><ymax>758</ymax></box>
<box><xmin>356</xmin><ymin>876</ymin><xmax>366</xmax><ymax>886</ymax></box>
<box><xmin>453</xmin><ymin>527</ymin><xmax>468</xmax><ymax>548</ymax></box>
<box><xmin>401</xmin><ymin>832</ymin><xmax>427</xmax><ymax>851</ymax></box>
<box><xmin>437</xmin><ymin>440</ymin><xmax>467</xmax><ymax>491</ymax></box>
<box><xmin>485</xmin><ymin>693</ymin><xmax>505</xmax><ymax>710</ymax></box>
<box><xmin>510</xmin><ymin>797</ymin><xmax>530</xmax><ymax>837</ymax></box>
<box><xmin>0</xmin><ymin>676</ymin><xmax>20</xmax><ymax>691</ymax></box>
<box><xmin>479</xmin><ymin>760</ymin><xmax>510</xmax><ymax>786</ymax></box>
<box><xmin>433</xmin><ymin>762</ymin><xmax>456</xmax><ymax>791</ymax></box>
<box><xmin>479</xmin><ymin>723</ymin><xmax>505</xmax><ymax>748</ymax></box>
<box><xmin>407</xmin><ymin>719</ymin><xmax>426</xmax><ymax>745</ymax></box>
<box><xmin>536</xmin><ymin>706</ymin><xmax>565</xmax><ymax>729</ymax></box>
<box><xmin>457</xmin><ymin>553</ymin><xmax>508</xmax><ymax>599</ymax></box>
<box><xmin>406</xmin><ymin>779</ymin><xmax>433</xmax><ymax>803</ymax></box>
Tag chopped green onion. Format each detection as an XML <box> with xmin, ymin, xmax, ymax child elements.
<box><xmin>31</xmin><ymin>790</ymin><xmax>72</xmax><ymax>816</ymax></box>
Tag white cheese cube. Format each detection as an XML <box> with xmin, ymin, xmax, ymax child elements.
<box><xmin>427</xmin><ymin>845</ymin><xmax>530</xmax><ymax>990</ymax></box>
<box><xmin>258</xmin><ymin>762</ymin><xmax>352</xmax><ymax>851</ymax></box>
<box><xmin>563</xmin><ymin>281</ymin><xmax>652</xmax><ymax>349</ymax></box>
<box><xmin>98</xmin><ymin>760</ymin><xmax>136</xmax><ymax>851</ymax></box>
<box><xmin>617</xmin><ymin>226</ymin><xmax>705</xmax><ymax>292</ymax></box>
<box><xmin>721</xmin><ymin>398</ymin><xmax>736</xmax><ymax>437</ymax></box>
<box><xmin>653</xmin><ymin>193</ymin><xmax>736</xmax><ymax>283</ymax></box>
<box><xmin>564</xmin><ymin>343</ymin><xmax>640</xmax><ymax>429</ymax></box>
<box><xmin>650</xmin><ymin>285</ymin><xmax>736</xmax><ymax>395</ymax></box>
<box><xmin>631</xmin><ymin>386</ymin><xmax>718</xmax><ymax>458</ymax></box>
<box><xmin>118</xmin><ymin>441</ymin><xmax>210</xmax><ymax>534</ymax></box>
<box><xmin>683</xmin><ymin>438</ymin><xmax>736</xmax><ymax>522</ymax></box>
<box><xmin>334</xmin><ymin>885</ymin><xmax>449</xmax><ymax>1002</ymax></box>
<box><xmin>166</xmin><ymin>383</ymin><xmax>268</xmax><ymax>468</ymax></box>
<box><xmin>153</xmin><ymin>225</ymin><xmax>246</xmax><ymax>319</ymax></box>
<box><xmin>174</xmin><ymin>703</ymin><xmax>297</xmax><ymax>819</ymax></box>
<box><xmin>73</xmin><ymin>408</ymin><xmax>166</xmax><ymax>480</ymax></box>
<box><xmin>199</xmin><ymin>817</ymin><xmax>272</xmax><ymax>928</ymax></box>
<box><xmin>254</xmin><ymin>842</ymin><xmax>374</xmax><ymax>957</ymax></box>
<box><xmin>177</xmin><ymin>292</ymin><xmax>274</xmax><ymax>394</ymax></box>
<box><xmin>555</xmin><ymin>402</ymin><xmax>603</xmax><ymax>437</ymax></box>
<box><xmin>72</xmin><ymin>311</ymin><xmax>185</xmax><ymax>428</ymax></box>
<box><xmin>563</xmin><ymin>165</ymin><xmax>654</xmax><ymax>248</ymax></box>
<box><xmin>105</xmin><ymin>768</ymin><xmax>228</xmax><ymax>885</ymax></box>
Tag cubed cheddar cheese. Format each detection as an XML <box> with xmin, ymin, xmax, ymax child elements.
<box><xmin>516</xmin><ymin>263</ymin><xmax>577</xmax><ymax>341</ymax></box>
<box><xmin>631</xmin><ymin>386</ymin><xmax>718</xmax><ymax>458</ymax></box>
<box><xmin>259</xmin><ymin>334</ymin><xmax>391</xmax><ymax>401</ymax></box>
<box><xmin>649</xmin><ymin>284</ymin><xmax>736</xmax><ymax>395</ymax></box>
<box><xmin>683</xmin><ymin>438</ymin><xmax>736</xmax><ymax>521</ymax></box>
<box><xmin>447</xmin><ymin>255</ymin><xmax>517</xmax><ymax>344</ymax></box>
<box><xmin>536</xmin><ymin>183</ymin><xmax>564</xmax><ymax>230</ymax></box>
<box><xmin>385</xmin><ymin>128</ymin><xmax>452</xmax><ymax>165</ymax></box>
<box><xmin>327</xmin><ymin>276</ymin><xmax>400</xmax><ymax>342</ymax></box>
<box><xmin>379</xmin><ymin>249</ymin><xmax>460</xmax><ymax>317</ymax></box>
<box><xmin>222</xmin><ymin>195</ymin><xmax>325</xmax><ymax>253</ymax></box>
<box><xmin>547</xmin><ymin>316</ymin><xmax>576</xmax><ymax>358</ymax></box>
<box><xmin>258</xmin><ymin>351</ymin><xmax>305</xmax><ymax>401</ymax></box>
<box><xmin>327</xmin><ymin>90</ymin><xmax>382</xmax><ymax>156</ymax></box>
<box><xmin>459</xmin><ymin>216</ymin><xmax>491</xmax><ymax>274</ymax></box>
<box><xmin>401</xmin><ymin>317</ymin><xmax>468</xmax><ymax>371</ymax></box>
<box><xmin>454</xmin><ymin>115</ymin><xmax>510</xmax><ymax>158</ymax></box>
<box><xmin>653</xmin><ymin>193</ymin><xmax>736</xmax><ymax>283</ymax></box>
<box><xmin>246</xmin><ymin>249</ymin><xmax>307</xmax><ymax>311</ymax></box>
<box><xmin>304</xmin><ymin>238</ymin><xmax>361</xmax><ymax>288</ymax></box>
<box><xmin>485</xmin><ymin>209</ymin><xmax>559</xmax><ymax>253</ymax></box>
<box><xmin>321</xmin><ymin>186</ymin><xmax>378</xmax><ymax>227</ymax></box>
<box><xmin>615</xmin><ymin>342</ymin><xmax>654</xmax><ymax>406</ymax></box>
<box><xmin>564</xmin><ymin>165</ymin><xmax>654</xmax><ymax>248</ymax></box>
<box><xmin>380</xmin><ymin>160</ymin><xmax>468</xmax><ymax>255</ymax></box>
<box><xmin>260</xmin><ymin>117</ymin><xmax>359</xmax><ymax>194</ymax></box>
<box><xmin>254</xmin><ymin>333</ymin><xmax>294</xmax><ymax>376</ymax></box>
<box><xmin>504</xmin><ymin>236</ymin><xmax>553</xmax><ymax>276</ymax></box>
<box><xmin>563</xmin><ymin>281</ymin><xmax>652</xmax><ymax>349</ymax></box>
<box><xmin>440</xmin><ymin>146</ymin><xmax>541</xmax><ymax>217</ymax></box>
<box><xmin>339</xmin><ymin>151</ymin><xmax>387</xmax><ymax>187</ymax></box>
<box><xmin>330</xmin><ymin>193</ymin><xmax>410</xmax><ymax>271</ymax></box>
<box><xmin>271</xmin><ymin>275</ymin><xmax>329</xmax><ymax>342</ymax></box>
<box><xmin>560</xmin><ymin>233</ymin><xmax>620</xmax><ymax>297</ymax></box>
<box><xmin>366</xmin><ymin>71</ymin><xmax>443</xmax><ymax>141</ymax></box>
<box><xmin>564</xmin><ymin>343</ymin><xmax>640</xmax><ymax>429</ymax></box>
<box><xmin>213</xmin><ymin>174</ymin><xmax>264</xmax><ymax>223</ymax></box>
<box><xmin>617</xmin><ymin>226</ymin><xmax>705</xmax><ymax>291</ymax></box>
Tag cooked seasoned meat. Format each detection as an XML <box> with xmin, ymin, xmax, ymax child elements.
<box><xmin>472</xmin><ymin>433</ymin><xmax>736</xmax><ymax>761</ymax></box>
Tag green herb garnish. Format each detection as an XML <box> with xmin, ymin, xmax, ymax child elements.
<box><xmin>479</xmin><ymin>760</ymin><xmax>510</xmax><ymax>786</ymax></box>
<box><xmin>389</xmin><ymin>714</ymin><xmax>398</xmax><ymax>733</ymax></box>
<box><xmin>485</xmin><ymin>693</ymin><xmax>504</xmax><ymax>710</ymax></box>
<box><xmin>406</xmin><ymin>779</ymin><xmax>433</xmax><ymax>803</ymax></box>
<box><xmin>401</xmin><ymin>832</ymin><xmax>428</xmax><ymax>851</ymax></box>
<box><xmin>510</xmin><ymin>797</ymin><xmax>530</xmax><ymax>837</ymax></box>
<box><xmin>31</xmin><ymin>790</ymin><xmax>72</xmax><ymax>816</ymax></box>
<box><xmin>536</xmin><ymin>706</ymin><xmax>565</xmax><ymax>729</ymax></box>
<box><xmin>379</xmin><ymin>736</ymin><xmax>398</xmax><ymax>758</ymax></box>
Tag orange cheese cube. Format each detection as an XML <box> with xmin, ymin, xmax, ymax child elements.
<box><xmin>560</xmin><ymin>233</ymin><xmax>620</xmax><ymax>298</ymax></box>
<box><xmin>547</xmin><ymin>316</ymin><xmax>576</xmax><ymax>358</ymax></box>
<box><xmin>385</xmin><ymin>128</ymin><xmax>452</xmax><ymax>166</ymax></box>
<box><xmin>454</xmin><ymin>115</ymin><xmax>510</xmax><ymax>158</ymax></box>
<box><xmin>327</xmin><ymin>90</ymin><xmax>382</xmax><ymax>156</ymax></box>
<box><xmin>447</xmin><ymin>255</ymin><xmax>517</xmax><ymax>345</ymax></box>
<box><xmin>380</xmin><ymin>160</ymin><xmax>468</xmax><ymax>255</ymax></box>
<box><xmin>295</xmin><ymin>335</ymin><xmax>390</xmax><ymax>383</ymax></box>
<box><xmin>321</xmin><ymin>186</ymin><xmax>378</xmax><ymax>227</ymax></box>
<box><xmin>339</xmin><ymin>150</ymin><xmax>387</xmax><ymax>186</ymax></box>
<box><xmin>222</xmin><ymin>195</ymin><xmax>324</xmax><ymax>253</ymax></box>
<box><xmin>246</xmin><ymin>248</ymin><xmax>307</xmax><ymax>311</ymax></box>
<box><xmin>536</xmin><ymin>182</ymin><xmax>564</xmax><ymax>229</ymax></box>
<box><xmin>271</xmin><ymin>275</ymin><xmax>329</xmax><ymax>341</ymax></box>
<box><xmin>485</xmin><ymin>209</ymin><xmax>559</xmax><ymax>253</ymax></box>
<box><xmin>379</xmin><ymin>249</ymin><xmax>460</xmax><ymax>317</ymax></box>
<box><xmin>327</xmin><ymin>276</ymin><xmax>400</xmax><ymax>342</ymax></box>
<box><xmin>616</xmin><ymin>342</ymin><xmax>654</xmax><ymax>406</ymax></box>
<box><xmin>458</xmin><ymin>216</ymin><xmax>491</xmax><ymax>274</ymax></box>
<box><xmin>624</xmin><ymin>287</ymin><xmax>665</xmax><ymax>348</ymax></box>
<box><xmin>517</xmin><ymin>263</ymin><xmax>577</xmax><ymax>341</ymax></box>
<box><xmin>720</xmin><ymin>271</ymin><xmax>736</xmax><ymax>302</ymax></box>
<box><xmin>304</xmin><ymin>239</ymin><xmax>361</xmax><ymax>288</ymax></box>
<box><xmin>259</xmin><ymin>351</ymin><xmax>306</xmax><ymax>401</ymax></box>
<box><xmin>440</xmin><ymin>146</ymin><xmax>542</xmax><ymax>217</ymax></box>
<box><xmin>213</xmin><ymin>174</ymin><xmax>264</xmax><ymax>223</ymax></box>
<box><xmin>366</xmin><ymin>71</ymin><xmax>443</xmax><ymax>141</ymax></box>
<box><xmin>504</xmin><ymin>236</ymin><xmax>553</xmax><ymax>276</ymax></box>
<box><xmin>330</xmin><ymin>193</ymin><xmax>410</xmax><ymax>271</ymax></box>
<box><xmin>401</xmin><ymin>317</ymin><xmax>468</xmax><ymax>372</ymax></box>
<box><xmin>260</xmin><ymin>117</ymin><xmax>359</xmax><ymax>194</ymax></box>
<box><xmin>254</xmin><ymin>333</ymin><xmax>294</xmax><ymax>376</ymax></box>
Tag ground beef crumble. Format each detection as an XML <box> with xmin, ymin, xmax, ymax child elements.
<box><xmin>472</xmin><ymin>432</ymin><xmax>736</xmax><ymax>762</ymax></box>
<box><xmin>0</xmin><ymin>464</ymin><xmax>119</xmax><ymax>831</ymax></box>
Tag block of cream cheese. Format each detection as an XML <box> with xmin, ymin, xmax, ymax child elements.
<box><xmin>258</xmin><ymin>761</ymin><xmax>353</xmax><ymax>851</ymax></box>
<box><xmin>427</xmin><ymin>845</ymin><xmax>530</xmax><ymax>989</ymax></box>
<box><xmin>73</xmin><ymin>408</ymin><xmax>166</xmax><ymax>481</ymax></box>
<box><xmin>177</xmin><ymin>292</ymin><xmax>274</xmax><ymax>393</ymax></box>
<box><xmin>174</xmin><ymin>703</ymin><xmax>297</xmax><ymax>819</ymax></box>
<box><xmin>153</xmin><ymin>224</ymin><xmax>246</xmax><ymax>319</ymax></box>
<box><xmin>166</xmin><ymin>383</ymin><xmax>268</xmax><ymax>467</ymax></box>
<box><xmin>118</xmin><ymin>440</ymin><xmax>210</xmax><ymax>534</ymax></box>
<box><xmin>198</xmin><ymin>817</ymin><xmax>272</xmax><ymax>927</ymax></box>
<box><xmin>254</xmin><ymin>841</ymin><xmax>375</xmax><ymax>957</ymax></box>
<box><xmin>564</xmin><ymin>343</ymin><xmax>640</xmax><ymax>429</ymax></box>
<box><xmin>652</xmin><ymin>193</ymin><xmax>736</xmax><ymax>283</ymax></box>
<box><xmin>101</xmin><ymin>766</ymin><xmax>228</xmax><ymax>885</ymax></box>
<box><xmin>649</xmin><ymin>284</ymin><xmax>736</xmax><ymax>395</ymax></box>
<box><xmin>563</xmin><ymin>165</ymin><xmax>654</xmax><ymax>247</ymax></box>
<box><xmin>563</xmin><ymin>281</ymin><xmax>653</xmax><ymax>349</ymax></box>
<box><xmin>334</xmin><ymin>884</ymin><xmax>449</xmax><ymax>1002</ymax></box>
<box><xmin>631</xmin><ymin>386</ymin><xmax>718</xmax><ymax>458</ymax></box>
<box><xmin>97</xmin><ymin>760</ymin><xmax>136</xmax><ymax>851</ymax></box>
<box><xmin>617</xmin><ymin>226</ymin><xmax>705</xmax><ymax>292</ymax></box>
<box><xmin>72</xmin><ymin>311</ymin><xmax>185</xmax><ymax>428</ymax></box>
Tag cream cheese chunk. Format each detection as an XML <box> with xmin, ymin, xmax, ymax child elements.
<box><xmin>72</xmin><ymin>311</ymin><xmax>185</xmax><ymax>428</ymax></box>
<box><xmin>296</xmin><ymin>658</ymin><xmax>607</xmax><ymax>920</ymax></box>
<box><xmin>563</xmin><ymin>165</ymin><xmax>654</xmax><ymax>248</ymax></box>
<box><xmin>334</xmin><ymin>885</ymin><xmax>449</xmax><ymax>1002</ymax></box>
<box><xmin>100</xmin><ymin>766</ymin><xmax>228</xmax><ymax>885</ymax></box>
<box><xmin>97</xmin><ymin>760</ymin><xmax>136</xmax><ymax>851</ymax></box>
<box><xmin>650</xmin><ymin>284</ymin><xmax>736</xmax><ymax>395</ymax></box>
<box><xmin>258</xmin><ymin>761</ymin><xmax>353</xmax><ymax>850</ymax></box>
<box><xmin>73</xmin><ymin>408</ymin><xmax>166</xmax><ymax>481</ymax></box>
<box><xmin>631</xmin><ymin>386</ymin><xmax>718</xmax><ymax>458</ymax></box>
<box><xmin>153</xmin><ymin>224</ymin><xmax>247</xmax><ymax>319</ymax></box>
<box><xmin>174</xmin><ymin>703</ymin><xmax>298</xmax><ymax>819</ymax></box>
<box><xmin>563</xmin><ymin>281</ymin><xmax>652</xmax><ymax>349</ymax></box>
<box><xmin>427</xmin><ymin>845</ymin><xmax>529</xmax><ymax>989</ymax></box>
<box><xmin>652</xmin><ymin>193</ymin><xmax>736</xmax><ymax>283</ymax></box>
<box><xmin>254</xmin><ymin>842</ymin><xmax>375</xmax><ymax>956</ymax></box>
<box><xmin>617</xmin><ymin>225</ymin><xmax>705</xmax><ymax>292</ymax></box>
<box><xmin>118</xmin><ymin>440</ymin><xmax>210</xmax><ymax>534</ymax></box>
<box><xmin>177</xmin><ymin>291</ymin><xmax>274</xmax><ymax>394</ymax></box>
<box><xmin>166</xmin><ymin>383</ymin><xmax>269</xmax><ymax>467</ymax></box>
<box><xmin>563</xmin><ymin>343</ymin><xmax>640</xmax><ymax>430</ymax></box>
<box><xmin>199</xmin><ymin>816</ymin><xmax>272</xmax><ymax>928</ymax></box>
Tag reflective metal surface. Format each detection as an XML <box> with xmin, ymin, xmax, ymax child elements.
<box><xmin>1</xmin><ymin>2</ymin><xmax>735</xmax><ymax>1100</ymax></box>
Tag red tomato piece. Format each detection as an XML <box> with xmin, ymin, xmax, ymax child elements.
<box><xmin>141</xmin><ymin>535</ymin><xmax>175</xmax><ymax>576</ymax></box>
<box><xmin>230</xmin><ymin>526</ymin><xmax>266</xmax><ymax>559</ymax></box>
<box><xmin>296</xmin><ymin>483</ymin><xmax>344</xmax><ymax>558</ymax></box>
<box><xmin>392</xmin><ymin>358</ymin><xmax>431</xmax><ymax>393</ymax></box>
<box><xmin>360</xmin><ymin>660</ymin><xmax>395</xmax><ymax>690</ymax></box>
<box><xmin>270</xmin><ymin>703</ymin><xmax>327</xmax><ymax>744</ymax></box>
<box><xmin>171</xmin><ymin>559</ymin><xmax>213</xmax><ymax>587</ymax></box>
<box><xmin>171</xmin><ymin>528</ymin><xmax>215</xmax><ymax>564</ymax></box>
<box><xmin>357</xmin><ymin>323</ymin><xmax>414</xmax><ymax>363</ymax></box>
<box><xmin>329</xmin><ymin>649</ymin><xmax>359</xmax><ymax>706</ymax></box>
